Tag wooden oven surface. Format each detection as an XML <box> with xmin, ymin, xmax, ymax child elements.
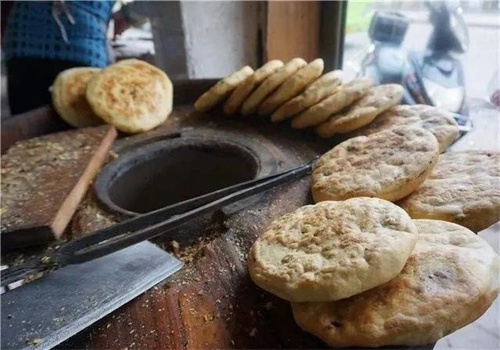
<box><xmin>56</xmin><ymin>103</ymin><xmax>343</xmax><ymax>349</ymax></box>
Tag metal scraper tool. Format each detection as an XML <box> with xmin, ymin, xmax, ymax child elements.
<box><xmin>1</xmin><ymin>241</ymin><xmax>182</xmax><ymax>350</ymax></box>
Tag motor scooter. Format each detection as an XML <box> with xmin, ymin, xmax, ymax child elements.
<box><xmin>359</xmin><ymin>1</ymin><xmax>471</xmax><ymax>129</ymax></box>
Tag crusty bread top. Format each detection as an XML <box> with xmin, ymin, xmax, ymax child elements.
<box><xmin>291</xmin><ymin>77</ymin><xmax>372</xmax><ymax>129</ymax></box>
<box><xmin>241</xmin><ymin>58</ymin><xmax>307</xmax><ymax>116</ymax></box>
<box><xmin>258</xmin><ymin>58</ymin><xmax>324</xmax><ymax>116</ymax></box>
<box><xmin>194</xmin><ymin>65</ymin><xmax>254</xmax><ymax>112</ymax></box>
<box><xmin>337</xmin><ymin>84</ymin><xmax>404</xmax><ymax>113</ymax></box>
<box><xmin>315</xmin><ymin>84</ymin><xmax>404</xmax><ymax>136</ymax></box>
<box><xmin>224</xmin><ymin>60</ymin><xmax>283</xmax><ymax>115</ymax></box>
<box><xmin>248</xmin><ymin>197</ymin><xmax>417</xmax><ymax>302</ymax></box>
<box><xmin>52</xmin><ymin>67</ymin><xmax>103</xmax><ymax>128</ymax></box>
<box><xmin>399</xmin><ymin>150</ymin><xmax>500</xmax><ymax>232</ymax></box>
<box><xmin>354</xmin><ymin>104</ymin><xmax>459</xmax><ymax>152</ymax></box>
<box><xmin>312</xmin><ymin>126</ymin><xmax>439</xmax><ymax>202</ymax></box>
<box><xmin>271</xmin><ymin>70</ymin><xmax>343</xmax><ymax>122</ymax></box>
<box><xmin>292</xmin><ymin>219</ymin><xmax>500</xmax><ymax>348</ymax></box>
<box><xmin>86</xmin><ymin>59</ymin><xmax>173</xmax><ymax>133</ymax></box>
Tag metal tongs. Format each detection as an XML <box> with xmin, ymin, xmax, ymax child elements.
<box><xmin>1</xmin><ymin>158</ymin><xmax>317</xmax><ymax>288</ymax></box>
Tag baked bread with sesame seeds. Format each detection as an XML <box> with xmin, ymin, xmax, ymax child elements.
<box><xmin>312</xmin><ymin>126</ymin><xmax>439</xmax><ymax>203</ymax></box>
<box><xmin>248</xmin><ymin>197</ymin><xmax>418</xmax><ymax>302</ymax></box>
<box><xmin>292</xmin><ymin>219</ymin><xmax>499</xmax><ymax>348</ymax></box>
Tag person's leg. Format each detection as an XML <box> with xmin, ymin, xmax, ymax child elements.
<box><xmin>6</xmin><ymin>57</ymin><xmax>84</xmax><ymax>115</ymax></box>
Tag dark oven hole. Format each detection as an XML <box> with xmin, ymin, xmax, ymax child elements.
<box><xmin>106</xmin><ymin>144</ymin><xmax>258</xmax><ymax>215</ymax></box>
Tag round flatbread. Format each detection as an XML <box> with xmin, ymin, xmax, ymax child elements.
<box><xmin>52</xmin><ymin>67</ymin><xmax>103</xmax><ymax>128</ymax></box>
<box><xmin>354</xmin><ymin>104</ymin><xmax>459</xmax><ymax>152</ymax></box>
<box><xmin>316</xmin><ymin>84</ymin><xmax>404</xmax><ymax>137</ymax></box>
<box><xmin>223</xmin><ymin>60</ymin><xmax>283</xmax><ymax>115</ymax></box>
<box><xmin>312</xmin><ymin>126</ymin><xmax>439</xmax><ymax>203</ymax></box>
<box><xmin>399</xmin><ymin>150</ymin><xmax>500</xmax><ymax>232</ymax></box>
<box><xmin>248</xmin><ymin>197</ymin><xmax>418</xmax><ymax>302</ymax></box>
<box><xmin>241</xmin><ymin>58</ymin><xmax>307</xmax><ymax>116</ymax></box>
<box><xmin>86</xmin><ymin>59</ymin><xmax>173</xmax><ymax>133</ymax></box>
<box><xmin>271</xmin><ymin>70</ymin><xmax>343</xmax><ymax>122</ymax></box>
<box><xmin>194</xmin><ymin>65</ymin><xmax>254</xmax><ymax>112</ymax></box>
<box><xmin>292</xmin><ymin>219</ymin><xmax>500</xmax><ymax>348</ymax></box>
<box><xmin>258</xmin><ymin>59</ymin><xmax>324</xmax><ymax>116</ymax></box>
<box><xmin>291</xmin><ymin>77</ymin><xmax>372</xmax><ymax>129</ymax></box>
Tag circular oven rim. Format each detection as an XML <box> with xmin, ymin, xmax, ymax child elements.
<box><xmin>94</xmin><ymin>132</ymin><xmax>277</xmax><ymax>218</ymax></box>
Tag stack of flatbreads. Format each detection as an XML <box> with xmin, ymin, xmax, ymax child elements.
<box><xmin>311</xmin><ymin>124</ymin><xmax>500</xmax><ymax>233</ymax></box>
<box><xmin>248</xmin><ymin>114</ymin><xmax>500</xmax><ymax>346</ymax></box>
<box><xmin>194</xmin><ymin>58</ymin><xmax>410</xmax><ymax>138</ymax></box>
<box><xmin>52</xmin><ymin>59</ymin><xmax>173</xmax><ymax>134</ymax></box>
<box><xmin>249</xmin><ymin>197</ymin><xmax>500</xmax><ymax>347</ymax></box>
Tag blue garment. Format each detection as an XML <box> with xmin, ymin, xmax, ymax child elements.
<box><xmin>4</xmin><ymin>1</ymin><xmax>114</xmax><ymax>67</ymax></box>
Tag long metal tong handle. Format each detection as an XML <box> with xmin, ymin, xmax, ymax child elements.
<box><xmin>1</xmin><ymin>159</ymin><xmax>315</xmax><ymax>287</ymax></box>
<box><xmin>59</xmin><ymin>158</ymin><xmax>316</xmax><ymax>264</ymax></box>
<box><xmin>58</xmin><ymin>159</ymin><xmax>312</xmax><ymax>257</ymax></box>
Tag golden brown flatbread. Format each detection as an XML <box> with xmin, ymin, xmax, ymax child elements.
<box><xmin>316</xmin><ymin>84</ymin><xmax>404</xmax><ymax>137</ymax></box>
<box><xmin>194</xmin><ymin>65</ymin><xmax>254</xmax><ymax>112</ymax></box>
<box><xmin>248</xmin><ymin>197</ymin><xmax>417</xmax><ymax>302</ymax></box>
<box><xmin>292</xmin><ymin>219</ymin><xmax>500</xmax><ymax>348</ymax></box>
<box><xmin>52</xmin><ymin>67</ymin><xmax>103</xmax><ymax>128</ymax></box>
<box><xmin>271</xmin><ymin>70</ymin><xmax>343</xmax><ymax>122</ymax></box>
<box><xmin>399</xmin><ymin>150</ymin><xmax>500</xmax><ymax>232</ymax></box>
<box><xmin>86</xmin><ymin>59</ymin><xmax>173</xmax><ymax>134</ymax></box>
<box><xmin>258</xmin><ymin>58</ymin><xmax>324</xmax><ymax>116</ymax></box>
<box><xmin>241</xmin><ymin>58</ymin><xmax>306</xmax><ymax>116</ymax></box>
<box><xmin>312</xmin><ymin>126</ymin><xmax>439</xmax><ymax>203</ymax></box>
<box><xmin>291</xmin><ymin>77</ymin><xmax>372</xmax><ymax>129</ymax></box>
<box><xmin>223</xmin><ymin>60</ymin><xmax>283</xmax><ymax>115</ymax></box>
<box><xmin>353</xmin><ymin>104</ymin><xmax>459</xmax><ymax>152</ymax></box>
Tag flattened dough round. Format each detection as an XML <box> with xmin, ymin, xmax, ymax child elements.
<box><xmin>312</xmin><ymin>126</ymin><xmax>439</xmax><ymax>203</ymax></box>
<box><xmin>399</xmin><ymin>150</ymin><xmax>500</xmax><ymax>232</ymax></box>
<box><xmin>291</xmin><ymin>77</ymin><xmax>372</xmax><ymax>129</ymax></box>
<box><xmin>248</xmin><ymin>197</ymin><xmax>418</xmax><ymax>302</ymax></box>
<box><xmin>292</xmin><ymin>219</ymin><xmax>500</xmax><ymax>348</ymax></box>
<box><xmin>223</xmin><ymin>60</ymin><xmax>283</xmax><ymax>115</ymax></box>
<box><xmin>271</xmin><ymin>70</ymin><xmax>343</xmax><ymax>122</ymax></box>
<box><xmin>194</xmin><ymin>65</ymin><xmax>253</xmax><ymax>112</ymax></box>
<box><xmin>86</xmin><ymin>59</ymin><xmax>173</xmax><ymax>133</ymax></box>
<box><xmin>316</xmin><ymin>84</ymin><xmax>404</xmax><ymax>137</ymax></box>
<box><xmin>52</xmin><ymin>67</ymin><xmax>103</xmax><ymax>128</ymax></box>
<box><xmin>241</xmin><ymin>58</ymin><xmax>306</xmax><ymax>116</ymax></box>
<box><xmin>258</xmin><ymin>58</ymin><xmax>324</xmax><ymax>116</ymax></box>
<box><xmin>354</xmin><ymin>104</ymin><xmax>459</xmax><ymax>152</ymax></box>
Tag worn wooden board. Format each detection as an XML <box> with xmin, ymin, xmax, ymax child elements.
<box><xmin>60</xmin><ymin>102</ymin><xmax>497</xmax><ymax>349</ymax></box>
<box><xmin>1</xmin><ymin>105</ymin><xmax>70</xmax><ymax>154</ymax></box>
<box><xmin>0</xmin><ymin>80</ymin><xmax>438</xmax><ymax>349</ymax></box>
<box><xmin>1</xmin><ymin>125</ymin><xmax>117</xmax><ymax>249</ymax></box>
<box><xmin>3</xmin><ymin>80</ymin><xmax>494</xmax><ymax>349</ymax></box>
<box><xmin>57</xmin><ymin>106</ymin><xmax>342</xmax><ymax>349</ymax></box>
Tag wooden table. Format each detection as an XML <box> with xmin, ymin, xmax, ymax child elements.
<box><xmin>3</xmin><ymin>84</ymin><xmax>499</xmax><ymax>349</ymax></box>
<box><xmin>59</xmin><ymin>106</ymin><xmax>335</xmax><ymax>350</ymax></box>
